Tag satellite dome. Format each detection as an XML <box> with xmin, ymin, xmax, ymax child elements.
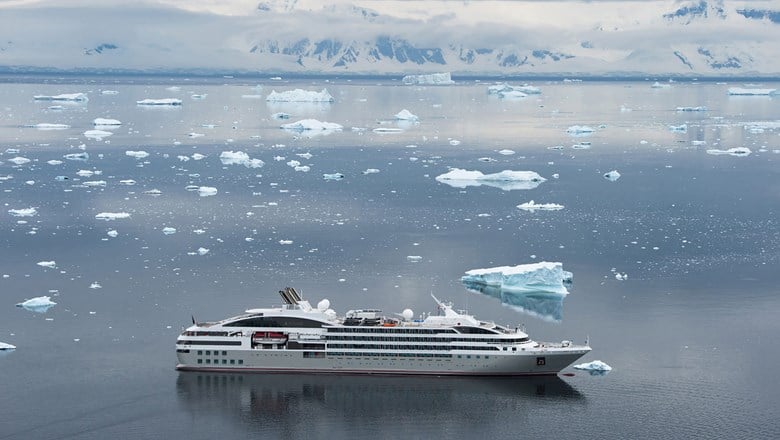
<box><xmin>402</xmin><ymin>308</ymin><xmax>414</xmax><ymax>321</ymax></box>
<box><xmin>317</xmin><ymin>299</ymin><xmax>330</xmax><ymax>311</ymax></box>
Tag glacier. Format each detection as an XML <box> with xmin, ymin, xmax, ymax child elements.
<box><xmin>402</xmin><ymin>72</ymin><xmax>454</xmax><ymax>85</ymax></box>
<box><xmin>461</xmin><ymin>262</ymin><xmax>573</xmax><ymax>295</ymax></box>
<box><xmin>435</xmin><ymin>168</ymin><xmax>546</xmax><ymax>191</ymax></box>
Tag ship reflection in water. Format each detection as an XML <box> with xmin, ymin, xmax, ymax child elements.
<box><xmin>176</xmin><ymin>373</ymin><xmax>584</xmax><ymax>436</ymax></box>
<box><xmin>462</xmin><ymin>281</ymin><xmax>566</xmax><ymax>322</ymax></box>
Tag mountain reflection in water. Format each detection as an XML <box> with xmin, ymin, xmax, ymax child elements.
<box><xmin>462</xmin><ymin>281</ymin><xmax>566</xmax><ymax>322</ymax></box>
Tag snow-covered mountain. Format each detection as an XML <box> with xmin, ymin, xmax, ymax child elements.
<box><xmin>1</xmin><ymin>0</ymin><xmax>779</xmax><ymax>77</ymax></box>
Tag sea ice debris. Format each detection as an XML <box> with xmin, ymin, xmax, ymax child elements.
<box><xmin>30</xmin><ymin>123</ymin><xmax>70</xmax><ymax>130</ymax></box>
<box><xmin>566</xmin><ymin>125</ymin><xmax>595</xmax><ymax>135</ymax></box>
<box><xmin>728</xmin><ymin>87</ymin><xmax>776</xmax><ymax>96</ymax></box>
<box><xmin>162</xmin><ymin>227</ymin><xmax>177</xmax><ymax>235</ymax></box>
<box><xmin>219</xmin><ymin>151</ymin><xmax>265</xmax><ymax>168</ymax></box>
<box><xmin>198</xmin><ymin>186</ymin><xmax>218</xmax><ymax>197</ymax></box>
<box><xmin>34</xmin><ymin>93</ymin><xmax>88</xmax><ymax>102</ymax></box>
<box><xmin>84</xmin><ymin>130</ymin><xmax>113</xmax><ymax>140</ymax></box>
<box><xmin>0</xmin><ymin>342</ymin><xmax>15</xmax><ymax>351</ymax></box>
<box><xmin>126</xmin><ymin>151</ymin><xmax>149</xmax><ymax>159</ymax></box>
<box><xmin>281</xmin><ymin>119</ymin><xmax>343</xmax><ymax>132</ymax></box>
<box><xmin>16</xmin><ymin>296</ymin><xmax>57</xmax><ymax>310</ymax></box>
<box><xmin>323</xmin><ymin>173</ymin><xmax>345</xmax><ymax>180</ymax></box>
<box><xmin>93</xmin><ymin>118</ymin><xmax>121</xmax><ymax>126</ymax></box>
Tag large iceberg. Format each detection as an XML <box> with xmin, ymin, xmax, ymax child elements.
<box><xmin>402</xmin><ymin>72</ymin><xmax>454</xmax><ymax>85</ymax></box>
<box><xmin>266</xmin><ymin>88</ymin><xmax>334</xmax><ymax>102</ymax></box>
<box><xmin>435</xmin><ymin>168</ymin><xmax>546</xmax><ymax>191</ymax></box>
<box><xmin>33</xmin><ymin>93</ymin><xmax>88</xmax><ymax>102</ymax></box>
<box><xmin>461</xmin><ymin>262</ymin><xmax>573</xmax><ymax>295</ymax></box>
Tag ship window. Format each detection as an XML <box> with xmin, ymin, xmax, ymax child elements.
<box><xmin>222</xmin><ymin>351</ymin><xmax>227</xmax><ymax>356</ymax></box>
<box><xmin>197</xmin><ymin>359</ymin><xmax>202</xmax><ymax>364</ymax></box>
<box><xmin>205</xmin><ymin>350</ymin><xmax>211</xmax><ymax>355</ymax></box>
<box><xmin>197</xmin><ymin>350</ymin><xmax>203</xmax><ymax>355</ymax></box>
<box><xmin>238</xmin><ymin>359</ymin><xmax>243</xmax><ymax>365</ymax></box>
<box><xmin>225</xmin><ymin>316</ymin><xmax>324</xmax><ymax>328</ymax></box>
<box><xmin>205</xmin><ymin>359</ymin><xmax>211</xmax><ymax>364</ymax></box>
<box><xmin>222</xmin><ymin>359</ymin><xmax>227</xmax><ymax>364</ymax></box>
<box><xmin>230</xmin><ymin>359</ymin><xmax>235</xmax><ymax>364</ymax></box>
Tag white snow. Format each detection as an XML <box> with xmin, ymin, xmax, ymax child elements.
<box><xmin>706</xmin><ymin>147</ymin><xmax>751</xmax><ymax>157</ymax></box>
<box><xmin>95</xmin><ymin>212</ymin><xmax>131</xmax><ymax>221</ymax></box>
<box><xmin>462</xmin><ymin>261</ymin><xmax>573</xmax><ymax>295</ymax></box>
<box><xmin>566</xmin><ymin>125</ymin><xmax>595</xmax><ymax>135</ymax></box>
<box><xmin>266</xmin><ymin>88</ymin><xmax>334</xmax><ymax>102</ymax></box>
<box><xmin>37</xmin><ymin>261</ymin><xmax>56</xmax><ymax>269</ymax></box>
<box><xmin>9</xmin><ymin>207</ymin><xmax>37</xmax><ymax>217</ymax></box>
<box><xmin>574</xmin><ymin>360</ymin><xmax>612</xmax><ymax>371</ymax></box>
<box><xmin>16</xmin><ymin>296</ymin><xmax>57</xmax><ymax>309</ymax></box>
<box><xmin>125</xmin><ymin>151</ymin><xmax>149</xmax><ymax>159</ymax></box>
<box><xmin>93</xmin><ymin>118</ymin><xmax>122</xmax><ymax>126</ymax></box>
<box><xmin>604</xmin><ymin>170</ymin><xmax>621</xmax><ymax>181</ymax></box>
<box><xmin>395</xmin><ymin>109</ymin><xmax>419</xmax><ymax>121</ymax></box>
<box><xmin>728</xmin><ymin>87</ymin><xmax>776</xmax><ymax>96</ymax></box>
<box><xmin>435</xmin><ymin>168</ymin><xmax>546</xmax><ymax>191</ymax></box>
<box><xmin>198</xmin><ymin>186</ymin><xmax>218</xmax><ymax>197</ymax></box>
<box><xmin>402</xmin><ymin>72</ymin><xmax>454</xmax><ymax>85</ymax></box>
<box><xmin>281</xmin><ymin>119</ymin><xmax>343</xmax><ymax>132</ymax></box>
<box><xmin>136</xmin><ymin>98</ymin><xmax>182</xmax><ymax>106</ymax></box>
<box><xmin>34</xmin><ymin>93</ymin><xmax>88</xmax><ymax>102</ymax></box>
<box><xmin>84</xmin><ymin>129</ymin><xmax>113</xmax><ymax>140</ymax></box>
<box><xmin>517</xmin><ymin>201</ymin><xmax>564</xmax><ymax>212</ymax></box>
<box><xmin>219</xmin><ymin>151</ymin><xmax>265</xmax><ymax>168</ymax></box>
<box><xmin>30</xmin><ymin>123</ymin><xmax>70</xmax><ymax>130</ymax></box>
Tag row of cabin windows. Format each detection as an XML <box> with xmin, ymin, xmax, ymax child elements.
<box><xmin>328</xmin><ymin>352</ymin><xmax>453</xmax><ymax>358</ymax></box>
<box><xmin>326</xmin><ymin>335</ymin><xmax>529</xmax><ymax>343</ymax></box>
<box><xmin>197</xmin><ymin>359</ymin><xmax>243</xmax><ymax>365</ymax></box>
<box><xmin>197</xmin><ymin>350</ymin><xmax>227</xmax><ymax>356</ymax></box>
<box><xmin>327</xmin><ymin>343</ymin><xmax>500</xmax><ymax>351</ymax></box>
<box><xmin>327</xmin><ymin>327</ymin><xmax>456</xmax><ymax>334</ymax></box>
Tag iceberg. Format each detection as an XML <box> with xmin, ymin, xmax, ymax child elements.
<box><xmin>669</xmin><ymin>124</ymin><xmax>687</xmax><ymax>132</ymax></box>
<box><xmin>517</xmin><ymin>201</ymin><xmax>564</xmax><ymax>212</ymax></box>
<box><xmin>728</xmin><ymin>87</ymin><xmax>776</xmax><ymax>96</ymax></box>
<box><xmin>574</xmin><ymin>360</ymin><xmax>612</xmax><ymax>372</ymax></box>
<box><xmin>93</xmin><ymin>118</ymin><xmax>121</xmax><ymax>126</ymax></box>
<box><xmin>95</xmin><ymin>212</ymin><xmax>131</xmax><ymax>221</ymax></box>
<box><xmin>136</xmin><ymin>98</ymin><xmax>182</xmax><ymax>106</ymax></box>
<box><xmin>395</xmin><ymin>109</ymin><xmax>419</xmax><ymax>121</ymax></box>
<box><xmin>9</xmin><ymin>157</ymin><xmax>31</xmax><ymax>165</ymax></box>
<box><xmin>198</xmin><ymin>186</ymin><xmax>218</xmax><ymax>197</ymax></box>
<box><xmin>402</xmin><ymin>72</ymin><xmax>454</xmax><ymax>85</ymax></box>
<box><xmin>566</xmin><ymin>125</ymin><xmax>595</xmax><ymax>135</ymax></box>
<box><xmin>16</xmin><ymin>295</ymin><xmax>57</xmax><ymax>312</ymax></box>
<box><xmin>706</xmin><ymin>147</ymin><xmax>751</xmax><ymax>157</ymax></box>
<box><xmin>281</xmin><ymin>119</ymin><xmax>342</xmax><ymax>132</ymax></box>
<box><xmin>461</xmin><ymin>262</ymin><xmax>573</xmax><ymax>295</ymax></box>
<box><xmin>9</xmin><ymin>207</ymin><xmax>37</xmax><ymax>217</ymax></box>
<box><xmin>266</xmin><ymin>88</ymin><xmax>334</xmax><ymax>102</ymax></box>
<box><xmin>604</xmin><ymin>170</ymin><xmax>621</xmax><ymax>181</ymax></box>
<box><xmin>462</xmin><ymin>282</ymin><xmax>566</xmax><ymax>322</ymax></box>
<box><xmin>323</xmin><ymin>173</ymin><xmax>345</xmax><ymax>181</ymax></box>
<box><xmin>219</xmin><ymin>151</ymin><xmax>265</xmax><ymax>168</ymax></box>
<box><xmin>36</xmin><ymin>261</ymin><xmax>56</xmax><ymax>268</ymax></box>
<box><xmin>126</xmin><ymin>151</ymin><xmax>149</xmax><ymax>159</ymax></box>
<box><xmin>162</xmin><ymin>227</ymin><xmax>177</xmax><ymax>235</ymax></box>
<box><xmin>651</xmin><ymin>81</ymin><xmax>671</xmax><ymax>89</ymax></box>
<box><xmin>435</xmin><ymin>168</ymin><xmax>546</xmax><ymax>191</ymax></box>
<box><xmin>33</xmin><ymin>93</ymin><xmax>88</xmax><ymax>102</ymax></box>
<box><xmin>84</xmin><ymin>129</ymin><xmax>113</xmax><ymax>140</ymax></box>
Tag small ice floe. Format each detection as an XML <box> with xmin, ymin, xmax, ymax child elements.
<box><xmin>9</xmin><ymin>157</ymin><xmax>31</xmax><ymax>165</ymax></box>
<box><xmin>727</xmin><ymin>87</ymin><xmax>777</xmax><ymax>96</ymax></box>
<box><xmin>407</xmin><ymin>256</ymin><xmax>423</xmax><ymax>263</ymax></box>
<box><xmin>574</xmin><ymin>360</ymin><xmax>612</xmax><ymax>372</ymax></box>
<box><xmin>676</xmin><ymin>106</ymin><xmax>707</xmax><ymax>112</ymax></box>
<box><xmin>266</xmin><ymin>89</ymin><xmax>334</xmax><ymax>102</ymax></box>
<box><xmin>166</xmin><ymin>86</ymin><xmax>181</xmax><ymax>92</ymax></box>
<box><xmin>461</xmin><ymin>261</ymin><xmax>572</xmax><ymax>295</ymax></box>
<box><xmin>0</xmin><ymin>342</ymin><xmax>16</xmax><ymax>351</ymax></box>
<box><xmin>296</xmin><ymin>152</ymin><xmax>312</xmax><ymax>160</ymax></box>
<box><xmin>241</xmin><ymin>94</ymin><xmax>264</xmax><ymax>99</ymax></box>
<box><xmin>162</xmin><ymin>227</ymin><xmax>177</xmax><ymax>235</ymax></box>
<box><xmin>281</xmin><ymin>119</ymin><xmax>343</xmax><ymax>133</ymax></box>
<box><xmin>691</xmin><ymin>140</ymin><xmax>707</xmax><ymax>146</ymax></box>
<box><xmin>287</xmin><ymin>160</ymin><xmax>301</xmax><ymax>168</ymax></box>
<box><xmin>498</xmin><ymin>90</ymin><xmax>528</xmax><ymax>100</ymax></box>
<box><xmin>47</xmin><ymin>160</ymin><xmax>63</xmax><ymax>165</ymax></box>
<box><xmin>119</xmin><ymin>179</ymin><xmax>136</xmax><ymax>186</ymax></box>
<box><xmin>478</xmin><ymin>157</ymin><xmax>497</xmax><ymax>162</ymax></box>
<box><xmin>487</xmin><ymin>83</ymin><xmax>541</xmax><ymax>95</ymax></box>
<box><xmin>401</xmin><ymin>72</ymin><xmax>454</xmax><ymax>85</ymax></box>
<box><xmin>395</xmin><ymin>109</ymin><xmax>419</xmax><ymax>121</ymax></box>
<box><xmin>668</xmin><ymin>124</ymin><xmax>687</xmax><ymax>133</ymax></box>
<box><xmin>362</xmin><ymin>168</ymin><xmax>380</xmax><ymax>175</ymax></box>
<box><xmin>37</xmin><ymin>261</ymin><xmax>56</xmax><ymax>269</ymax></box>
<box><xmin>614</xmin><ymin>272</ymin><xmax>628</xmax><ymax>281</ymax></box>
<box><xmin>604</xmin><ymin>170</ymin><xmax>621</xmax><ymax>181</ymax></box>
<box><xmin>198</xmin><ymin>186</ymin><xmax>218</xmax><ymax>197</ymax></box>
<box><xmin>279</xmin><ymin>240</ymin><xmax>293</xmax><ymax>245</ymax></box>
<box><xmin>517</xmin><ymin>201</ymin><xmax>564</xmax><ymax>212</ymax></box>
<box><xmin>323</xmin><ymin>173</ymin><xmax>345</xmax><ymax>181</ymax></box>
<box><xmin>435</xmin><ymin>168</ymin><xmax>546</xmax><ymax>191</ymax></box>
<box><xmin>107</xmin><ymin>230</ymin><xmax>118</xmax><ymax>237</ymax></box>
<box><xmin>651</xmin><ymin>81</ymin><xmax>671</xmax><ymax>89</ymax></box>
<box><xmin>219</xmin><ymin>151</ymin><xmax>264</xmax><ymax>168</ymax></box>
<box><xmin>29</xmin><ymin>123</ymin><xmax>70</xmax><ymax>130</ymax></box>
<box><xmin>136</xmin><ymin>98</ymin><xmax>182</xmax><ymax>106</ymax></box>
<box><xmin>93</xmin><ymin>118</ymin><xmax>121</xmax><ymax>126</ymax></box>
<box><xmin>272</xmin><ymin>112</ymin><xmax>291</xmax><ymax>119</ymax></box>
<box><xmin>83</xmin><ymin>180</ymin><xmax>107</xmax><ymax>187</ymax></box>
<box><xmin>84</xmin><ymin>130</ymin><xmax>113</xmax><ymax>140</ymax></box>
<box><xmin>34</xmin><ymin>93</ymin><xmax>88</xmax><ymax>102</ymax></box>
<box><xmin>706</xmin><ymin>147</ymin><xmax>751</xmax><ymax>157</ymax></box>
<box><xmin>125</xmin><ymin>151</ymin><xmax>149</xmax><ymax>159</ymax></box>
<box><xmin>101</xmin><ymin>90</ymin><xmax>119</xmax><ymax>95</ymax></box>
<box><xmin>16</xmin><ymin>296</ymin><xmax>57</xmax><ymax>312</ymax></box>
<box><xmin>197</xmin><ymin>247</ymin><xmax>209</xmax><ymax>256</ymax></box>
<box><xmin>95</xmin><ymin>212</ymin><xmax>131</xmax><ymax>221</ymax></box>
<box><xmin>64</xmin><ymin>152</ymin><xmax>89</xmax><ymax>161</ymax></box>
<box><xmin>449</xmin><ymin>139</ymin><xmax>461</xmax><ymax>146</ymax></box>
<box><xmin>566</xmin><ymin>125</ymin><xmax>595</xmax><ymax>135</ymax></box>
<box><xmin>143</xmin><ymin>189</ymin><xmax>162</xmax><ymax>196</ymax></box>
<box><xmin>191</xmin><ymin>94</ymin><xmax>207</xmax><ymax>100</ymax></box>
<box><xmin>191</xmin><ymin>153</ymin><xmax>206</xmax><ymax>161</ymax></box>
<box><xmin>188</xmin><ymin>132</ymin><xmax>204</xmax><ymax>138</ymax></box>
<box><xmin>9</xmin><ymin>207</ymin><xmax>37</xmax><ymax>217</ymax></box>
<box><xmin>294</xmin><ymin>165</ymin><xmax>310</xmax><ymax>172</ymax></box>
<box><xmin>498</xmin><ymin>149</ymin><xmax>515</xmax><ymax>155</ymax></box>
<box><xmin>373</xmin><ymin>127</ymin><xmax>403</xmax><ymax>133</ymax></box>
<box><xmin>89</xmin><ymin>282</ymin><xmax>102</xmax><ymax>289</ymax></box>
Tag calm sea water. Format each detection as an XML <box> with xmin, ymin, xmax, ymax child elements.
<box><xmin>1</xmin><ymin>76</ymin><xmax>779</xmax><ymax>439</ymax></box>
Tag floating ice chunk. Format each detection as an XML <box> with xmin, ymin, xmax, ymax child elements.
<box><xmin>744</xmin><ymin>121</ymin><xmax>780</xmax><ymax>130</ymax></box>
<box><xmin>706</xmin><ymin>147</ymin><xmax>751</xmax><ymax>157</ymax></box>
<box><xmin>669</xmin><ymin>124</ymin><xmax>687</xmax><ymax>132</ymax></box>
<box><xmin>281</xmin><ymin>119</ymin><xmax>342</xmax><ymax>132</ymax></box>
<box><xmin>651</xmin><ymin>81</ymin><xmax>671</xmax><ymax>89</ymax></box>
<box><xmin>90</xmin><ymin>282</ymin><xmax>102</xmax><ymax>289</ymax></box>
<box><xmin>362</xmin><ymin>168</ymin><xmax>380</xmax><ymax>175</ymax></box>
<box><xmin>395</xmin><ymin>109</ymin><xmax>419</xmax><ymax>121</ymax></box>
<box><xmin>604</xmin><ymin>170</ymin><xmax>621</xmax><ymax>181</ymax></box>
<box><xmin>16</xmin><ymin>296</ymin><xmax>57</xmax><ymax>311</ymax></box>
<box><xmin>8</xmin><ymin>157</ymin><xmax>31</xmax><ymax>165</ymax></box>
<box><xmin>191</xmin><ymin>94</ymin><xmax>207</xmax><ymax>100</ymax></box>
<box><xmin>143</xmin><ymin>189</ymin><xmax>162</xmax><ymax>196</ymax></box>
<box><xmin>219</xmin><ymin>151</ymin><xmax>265</xmax><ymax>168</ymax></box>
<box><xmin>498</xmin><ymin>149</ymin><xmax>515</xmax><ymax>155</ymax></box>
<box><xmin>119</xmin><ymin>179</ymin><xmax>136</xmax><ymax>186</ymax></box>
<box><xmin>191</xmin><ymin>153</ymin><xmax>206</xmax><ymax>161</ymax></box>
<box><xmin>77</xmin><ymin>169</ymin><xmax>100</xmax><ymax>177</ymax></box>
<box><xmin>47</xmin><ymin>160</ymin><xmax>63</xmax><ymax>165</ymax></box>
<box><xmin>188</xmin><ymin>132</ymin><xmax>204</xmax><ymax>138</ymax></box>
<box><xmin>64</xmin><ymin>152</ymin><xmax>89</xmax><ymax>161</ymax></box>
<box><xmin>449</xmin><ymin>139</ymin><xmax>461</xmax><ymax>146</ymax></box>
<box><xmin>241</xmin><ymin>94</ymin><xmax>264</xmax><ymax>99</ymax></box>
<box><xmin>435</xmin><ymin>168</ymin><xmax>546</xmax><ymax>191</ymax></box>
<box><xmin>198</xmin><ymin>186</ymin><xmax>218</xmax><ymax>197</ymax></box>
<box><xmin>323</xmin><ymin>173</ymin><xmax>345</xmax><ymax>180</ymax></box>
<box><xmin>279</xmin><ymin>240</ymin><xmax>293</xmax><ymax>245</ymax></box>
<box><xmin>136</xmin><ymin>98</ymin><xmax>182</xmax><ymax>106</ymax></box>
<box><xmin>728</xmin><ymin>87</ymin><xmax>776</xmax><ymax>96</ymax></box>
<box><xmin>9</xmin><ymin>207</ymin><xmax>37</xmax><ymax>217</ymax></box>
<box><xmin>95</xmin><ymin>212</ymin><xmax>131</xmax><ymax>221</ymax></box>
<box><xmin>462</xmin><ymin>262</ymin><xmax>573</xmax><ymax>295</ymax></box>
<box><xmin>517</xmin><ymin>201</ymin><xmax>564</xmax><ymax>212</ymax></box>
<box><xmin>498</xmin><ymin>90</ymin><xmax>528</xmax><ymax>100</ymax></box>
<box><xmin>162</xmin><ymin>227</ymin><xmax>177</xmax><ymax>235</ymax></box>
<box><xmin>574</xmin><ymin>360</ymin><xmax>612</xmax><ymax>371</ymax></box>
<box><xmin>0</xmin><ymin>342</ymin><xmax>15</xmax><ymax>351</ymax></box>
<box><xmin>272</xmin><ymin>112</ymin><xmax>291</xmax><ymax>119</ymax></box>
<box><xmin>676</xmin><ymin>106</ymin><xmax>707</xmax><ymax>112</ymax></box>
<box><xmin>294</xmin><ymin>165</ymin><xmax>310</xmax><ymax>172</ymax></box>
<box><xmin>266</xmin><ymin>89</ymin><xmax>334</xmax><ymax>102</ymax></box>
<box><xmin>197</xmin><ymin>247</ymin><xmax>209</xmax><ymax>256</ymax></box>
<box><xmin>487</xmin><ymin>83</ymin><xmax>540</xmax><ymax>95</ymax></box>
<box><xmin>615</xmin><ymin>272</ymin><xmax>628</xmax><ymax>281</ymax></box>
<box><xmin>478</xmin><ymin>157</ymin><xmax>497</xmax><ymax>162</ymax></box>
<box><xmin>407</xmin><ymin>256</ymin><xmax>422</xmax><ymax>262</ymax></box>
<box><xmin>126</xmin><ymin>150</ymin><xmax>149</xmax><ymax>159</ymax></box>
<box><xmin>372</xmin><ymin>127</ymin><xmax>403</xmax><ymax>133</ymax></box>
<box><xmin>30</xmin><ymin>123</ymin><xmax>70</xmax><ymax>130</ymax></box>
<box><xmin>101</xmin><ymin>90</ymin><xmax>118</xmax><ymax>95</ymax></box>
<box><xmin>287</xmin><ymin>160</ymin><xmax>301</xmax><ymax>167</ymax></box>
<box><xmin>296</xmin><ymin>152</ymin><xmax>313</xmax><ymax>160</ymax></box>
<box><xmin>93</xmin><ymin>118</ymin><xmax>121</xmax><ymax>126</ymax></box>
<box><xmin>84</xmin><ymin>130</ymin><xmax>113</xmax><ymax>140</ymax></box>
<box><xmin>83</xmin><ymin>180</ymin><xmax>106</xmax><ymax>187</ymax></box>
<box><xmin>402</xmin><ymin>72</ymin><xmax>454</xmax><ymax>85</ymax></box>
<box><xmin>566</xmin><ymin>125</ymin><xmax>595</xmax><ymax>135</ymax></box>
<box><xmin>107</xmin><ymin>230</ymin><xmax>118</xmax><ymax>237</ymax></box>
<box><xmin>34</xmin><ymin>93</ymin><xmax>88</xmax><ymax>102</ymax></box>
<box><xmin>37</xmin><ymin>261</ymin><xmax>56</xmax><ymax>269</ymax></box>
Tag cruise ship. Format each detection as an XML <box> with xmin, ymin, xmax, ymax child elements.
<box><xmin>175</xmin><ymin>287</ymin><xmax>591</xmax><ymax>376</ymax></box>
